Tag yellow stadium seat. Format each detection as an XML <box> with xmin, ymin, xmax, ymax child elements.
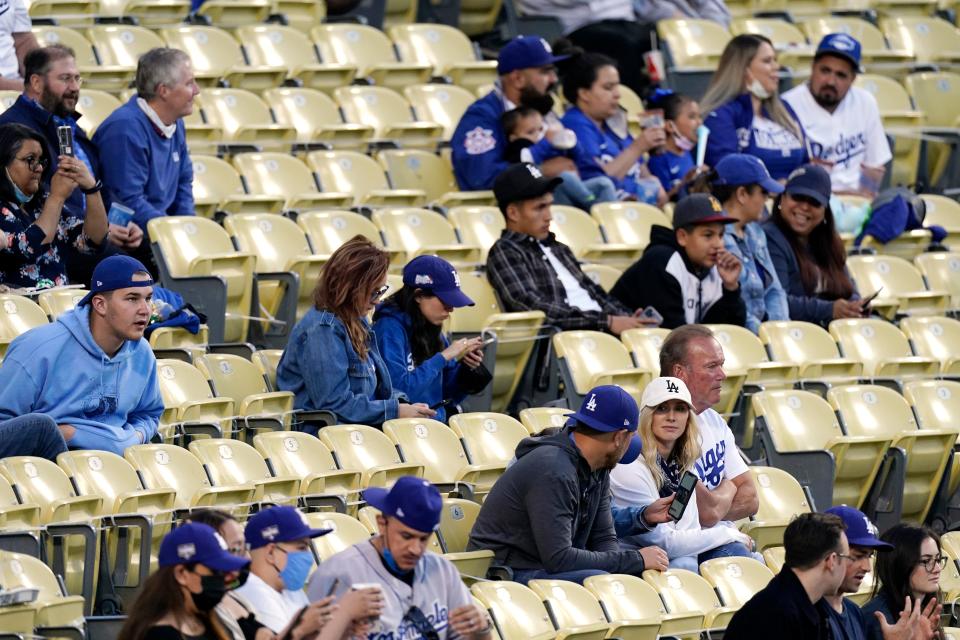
<box><xmin>252</xmin><ymin>349</ymin><xmax>283</xmax><ymax>390</ymax></box>
<box><xmin>528</xmin><ymin>579</ymin><xmax>646</xmax><ymax>640</ymax></box>
<box><xmin>318</xmin><ymin>424</ymin><xmax>425</xmax><ymax>487</ymax></box>
<box><xmin>553</xmin><ymin>330</ymin><xmax>651</xmax><ymax>405</ymax></box>
<box><xmin>149</xmin><ymin>326</ymin><xmax>210</xmax><ymax>362</ymax></box>
<box><xmin>192</xmin><ymin>154</ymin><xmax>285</xmax><ymax>218</ymax></box>
<box><xmin>699</xmin><ymin>557</ymin><xmax>774</xmax><ymax>608</ymax></box>
<box><xmin>758</xmin><ymin>320</ymin><xmax>863</xmax><ymax>382</ymax></box>
<box><xmin>0</xmin><ymin>474</ymin><xmax>40</xmax><ymax>532</ymax></box>
<box><xmin>741</xmin><ymin>466</ymin><xmax>812</xmax><ymax>551</ymax></box>
<box><xmin>643</xmin><ymin>568</ymin><xmax>736</xmax><ymax>632</ymax></box>
<box><xmin>148</xmin><ymin>216</ymin><xmax>256</xmax><ymax>343</ymax></box>
<box><xmin>236</xmin><ymin>24</ymin><xmax>356</xmax><ymax>93</ymax></box>
<box><xmin>922</xmin><ymin>194</ymin><xmax>960</xmax><ymax>248</ymax></box>
<box><xmin>223</xmin><ymin>212</ymin><xmax>327</xmax><ymax>320</ymax></box>
<box><xmin>405</xmin><ymin>84</ymin><xmax>477</xmax><ymax>141</ymax></box>
<box><xmin>657</xmin><ymin>19</ymin><xmax>731</xmax><ymax>70</ymax></box>
<box><xmin>729</xmin><ymin>18</ymin><xmax>814</xmax><ymax>70</ymax></box>
<box><xmin>155</xmin><ymin>359</ymin><xmax>234</xmax><ymax>441</ymax></box>
<box><xmin>388</xmin><ymin>24</ymin><xmax>498</xmax><ymax>92</ymax></box>
<box><xmin>32</xmin><ymin>26</ymin><xmax>136</xmax><ymax>93</ymax></box>
<box><xmin>98</xmin><ymin>0</ymin><xmax>192</xmax><ymax>27</ymax></box>
<box><xmin>196</xmin><ymin>0</ymin><xmax>271</xmax><ymax>29</ymax></box>
<box><xmin>306</xmin><ymin>150</ymin><xmax>425</xmax><ymax>207</ymax></box>
<box><xmin>296</xmin><ymin>210</ymin><xmax>405</xmax><ymax>272</ymax></box>
<box><xmin>449</xmin><ymin>412</ymin><xmax>528</xmax><ymax>465</ymax></box>
<box><xmin>710</xmin><ymin>324</ymin><xmax>798</xmax><ymax>387</ymax></box>
<box><xmin>382</xmin><ymin>418</ymin><xmax>505</xmax><ymax>499</ymax></box>
<box><xmin>334</xmin><ymin>85</ymin><xmax>443</xmax><ymax>147</ymax></box>
<box><xmin>0</xmin><ymin>89</ymin><xmax>17</xmax><ymax>110</ymax></box>
<box><xmin>310</xmin><ymin>24</ymin><xmax>430</xmax><ymax>90</ymax></box>
<box><xmin>232</xmin><ymin>152</ymin><xmax>352</xmax><ymax>210</ymax></box>
<box><xmin>28</xmin><ymin>0</ymin><xmax>95</xmax><ymax>25</ymax></box>
<box><xmin>197</xmin><ymin>88</ymin><xmax>296</xmax><ymax>146</ymax></box>
<box><xmin>586</xmin><ymin>573</ymin><xmax>699</xmax><ymax>638</ymax></box>
<box><xmin>372</xmin><ymin>207</ymin><xmax>481</xmax><ymax>266</ymax></box>
<box><xmin>881</xmin><ymin>18</ymin><xmax>960</xmax><ymax>66</ymax></box>
<box><xmin>590</xmin><ymin>202</ymin><xmax>671</xmax><ymax>249</ymax></box>
<box><xmin>188</xmin><ymin>438</ymin><xmax>299</xmax><ymax>504</ymax></box>
<box><xmin>900</xmin><ymin>315</ymin><xmax>960</xmax><ymax>374</ymax></box>
<box><xmin>847</xmin><ymin>254</ymin><xmax>947</xmax><ymax>317</ymax></box>
<box><xmin>85</xmin><ymin>24</ymin><xmax>163</xmax><ymax>69</ymax></box>
<box><xmin>73</xmin><ymin>89</ymin><xmax>121</xmax><ymax>137</ymax></box>
<box><xmin>306</xmin><ymin>512</ymin><xmax>370</xmax><ymax>560</ymax></box>
<box><xmin>458</xmin><ymin>0</ymin><xmax>501</xmax><ymax>36</ymax></box>
<box><xmin>472</xmin><ymin>581</ymin><xmax>604</xmax><ymax>640</ymax></box>
<box><xmin>253</xmin><ymin>431</ymin><xmax>360</xmax><ymax>502</ymax></box>
<box><xmin>915</xmin><ymin>252</ymin><xmax>960</xmax><ymax>309</ymax></box>
<box><xmin>377</xmin><ymin>149</ymin><xmax>496</xmax><ymax>208</ymax></box>
<box><xmin>194</xmin><ymin>353</ymin><xmax>295</xmax><ymax>433</ymax></box>
<box><xmin>182</xmin><ymin>104</ymin><xmax>222</xmax><ymax>156</ymax></box>
<box><xmin>801</xmin><ymin>17</ymin><xmax>914</xmax><ymax>67</ymax></box>
<box><xmin>447</xmin><ymin>206</ymin><xmax>505</xmax><ymax>263</ymax></box>
<box><xmin>518</xmin><ymin>407</ymin><xmax>572</xmax><ymax>435</ymax></box>
<box><xmin>384</xmin><ymin>0</ymin><xmax>417</xmax><ymax>27</ymax></box>
<box><xmin>549</xmin><ymin>205</ymin><xmax>643</xmax><ymax>267</ymax></box>
<box><xmin>582</xmin><ymin>264</ymin><xmax>623</xmax><ymax>293</ymax></box>
<box><xmin>904</xmin><ymin>71</ymin><xmax>960</xmax><ymax>187</ymax></box>
<box><xmin>902</xmin><ymin>379</ymin><xmax>960</xmax><ymax>498</ymax></box>
<box><xmin>853</xmin><ymin>74</ymin><xmax>922</xmax><ymax>187</ymax></box>
<box><xmin>751</xmin><ymin>389</ymin><xmax>890</xmax><ymax>510</ymax></box>
<box><xmin>828</xmin><ymin>384</ymin><xmax>957</xmax><ymax>524</ymax></box>
<box><xmin>0</xmin><ymin>550</ymin><xmax>85</xmax><ymax>634</ymax></box>
<box><xmin>36</xmin><ymin>289</ymin><xmax>87</xmax><ymax>320</ymax></box>
<box><xmin>158</xmin><ymin>25</ymin><xmax>286</xmax><ymax>91</ymax></box>
<box><xmin>829</xmin><ymin>318</ymin><xmax>938</xmax><ymax>379</ymax></box>
<box><xmin>271</xmin><ymin>0</ymin><xmax>325</xmax><ymax>31</ymax></box>
<box><xmin>124</xmin><ymin>444</ymin><xmax>255</xmax><ymax>513</ymax></box>
<box><xmin>437</xmin><ymin>497</ymin><xmax>481</xmax><ymax>553</ymax></box>
<box><xmin>0</xmin><ymin>294</ymin><xmax>49</xmax><ymax>359</ymax></box>
<box><xmin>263</xmin><ymin>87</ymin><xmax>374</xmax><ymax>148</ymax></box>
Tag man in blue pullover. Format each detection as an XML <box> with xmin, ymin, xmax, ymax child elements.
<box><xmin>0</xmin><ymin>255</ymin><xmax>163</xmax><ymax>455</ymax></box>
<box><xmin>93</xmin><ymin>47</ymin><xmax>197</xmax><ymax>271</ymax></box>
<box><xmin>451</xmin><ymin>36</ymin><xmax>574</xmax><ymax>191</ymax></box>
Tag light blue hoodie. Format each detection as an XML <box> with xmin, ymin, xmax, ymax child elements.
<box><xmin>0</xmin><ymin>306</ymin><xmax>162</xmax><ymax>455</ymax></box>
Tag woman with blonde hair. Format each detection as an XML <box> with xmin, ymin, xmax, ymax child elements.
<box><xmin>610</xmin><ymin>377</ymin><xmax>757</xmax><ymax>573</ymax></box>
<box><xmin>277</xmin><ymin>235</ymin><xmax>435</xmax><ymax>427</ymax></box>
<box><xmin>701</xmin><ymin>34</ymin><xmax>810</xmax><ymax>181</ymax></box>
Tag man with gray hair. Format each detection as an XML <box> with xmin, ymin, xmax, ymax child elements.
<box><xmin>93</xmin><ymin>47</ymin><xmax>197</xmax><ymax>268</ymax></box>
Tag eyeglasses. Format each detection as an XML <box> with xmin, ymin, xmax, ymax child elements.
<box><xmin>52</xmin><ymin>73</ymin><xmax>83</xmax><ymax>87</ymax></box>
<box><xmin>836</xmin><ymin>552</ymin><xmax>854</xmax><ymax>563</ymax></box>
<box><xmin>850</xmin><ymin>550</ymin><xmax>877</xmax><ymax>563</ymax></box>
<box><xmin>227</xmin><ymin>544</ymin><xmax>248</xmax><ymax>556</ymax></box>
<box><xmin>918</xmin><ymin>555</ymin><xmax>948</xmax><ymax>572</ymax></box>
<box><xmin>15</xmin><ymin>154</ymin><xmax>47</xmax><ymax>172</ymax></box>
<box><xmin>371</xmin><ymin>283</ymin><xmax>390</xmax><ymax>303</ymax></box>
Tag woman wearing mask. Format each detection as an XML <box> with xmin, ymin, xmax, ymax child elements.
<box><xmin>762</xmin><ymin>164</ymin><xmax>863</xmax><ymax>325</ymax></box>
<box><xmin>701</xmin><ymin>34</ymin><xmax>810</xmax><ymax>182</ymax></box>
<box><xmin>277</xmin><ymin>235</ymin><xmax>435</xmax><ymax>427</ymax></box>
<box><xmin>863</xmin><ymin>524</ymin><xmax>944</xmax><ymax>640</ymax></box>
<box><xmin>0</xmin><ymin>122</ymin><xmax>109</xmax><ymax>288</ymax></box>
<box><xmin>647</xmin><ymin>89</ymin><xmax>706</xmax><ymax>201</ymax></box>
<box><xmin>373</xmin><ymin>255</ymin><xmax>487</xmax><ymax>423</ymax></box>
<box><xmin>610</xmin><ymin>377</ymin><xmax>758</xmax><ymax>573</ymax></box>
<box><xmin>709</xmin><ymin>154</ymin><xmax>789</xmax><ymax>333</ymax></box>
<box><xmin>119</xmin><ymin>523</ymin><xmax>250</xmax><ymax>640</ymax></box>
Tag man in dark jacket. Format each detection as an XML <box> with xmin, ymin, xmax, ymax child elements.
<box><xmin>467</xmin><ymin>384</ymin><xmax>671</xmax><ymax>584</ymax></box>
<box><xmin>725</xmin><ymin>512</ymin><xmax>848</xmax><ymax>640</ymax></box>
<box><xmin>611</xmin><ymin>193</ymin><xmax>747</xmax><ymax>329</ymax></box>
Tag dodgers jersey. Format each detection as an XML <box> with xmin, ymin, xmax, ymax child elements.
<box><xmin>306</xmin><ymin>540</ymin><xmax>472</xmax><ymax>640</ymax></box>
<box><xmin>694</xmin><ymin>408</ymin><xmax>749</xmax><ymax>490</ymax></box>
<box><xmin>783</xmin><ymin>83</ymin><xmax>891</xmax><ymax>193</ymax></box>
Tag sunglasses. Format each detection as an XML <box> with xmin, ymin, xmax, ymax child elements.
<box><xmin>370</xmin><ymin>284</ymin><xmax>390</xmax><ymax>303</ymax></box>
<box><xmin>403</xmin><ymin>606</ymin><xmax>440</xmax><ymax>640</ymax></box>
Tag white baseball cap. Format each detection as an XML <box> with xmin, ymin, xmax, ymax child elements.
<box><xmin>640</xmin><ymin>377</ymin><xmax>694</xmax><ymax>410</ymax></box>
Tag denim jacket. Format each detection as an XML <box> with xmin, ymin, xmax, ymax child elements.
<box><xmin>276</xmin><ymin>308</ymin><xmax>404</xmax><ymax>426</ymax></box>
<box><xmin>723</xmin><ymin>221</ymin><xmax>789</xmax><ymax>333</ymax></box>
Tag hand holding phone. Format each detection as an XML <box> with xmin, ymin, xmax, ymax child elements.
<box><xmin>667</xmin><ymin>471</ymin><xmax>699</xmax><ymax>521</ymax></box>
<box><xmin>861</xmin><ymin>287</ymin><xmax>883</xmax><ymax>308</ymax></box>
<box><xmin>57</xmin><ymin>125</ymin><xmax>74</xmax><ymax>158</ymax></box>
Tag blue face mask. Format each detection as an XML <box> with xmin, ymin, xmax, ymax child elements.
<box><xmin>278</xmin><ymin>549</ymin><xmax>314</xmax><ymax>591</ymax></box>
<box><xmin>382</xmin><ymin>546</ymin><xmax>413</xmax><ymax>576</ymax></box>
<box><xmin>6</xmin><ymin>169</ymin><xmax>30</xmax><ymax>204</ymax></box>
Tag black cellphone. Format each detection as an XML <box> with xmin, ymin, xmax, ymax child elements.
<box><xmin>668</xmin><ymin>471</ymin><xmax>699</xmax><ymax>521</ymax></box>
<box><xmin>57</xmin><ymin>125</ymin><xmax>74</xmax><ymax>157</ymax></box>
<box><xmin>280</xmin><ymin>606</ymin><xmax>308</xmax><ymax>640</ymax></box>
<box><xmin>430</xmin><ymin>398</ymin><xmax>454</xmax><ymax>410</ymax></box>
<box><xmin>861</xmin><ymin>287</ymin><xmax>883</xmax><ymax>308</ymax></box>
<box><xmin>326</xmin><ymin>577</ymin><xmax>341</xmax><ymax>597</ymax></box>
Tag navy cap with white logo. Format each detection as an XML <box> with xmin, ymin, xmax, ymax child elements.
<box><xmin>494</xmin><ymin>162</ymin><xmax>563</xmax><ymax>208</ymax></box>
<box><xmin>566</xmin><ymin>385</ymin><xmax>643</xmax><ymax>465</ymax></box>
<box><xmin>363</xmin><ymin>476</ymin><xmax>443</xmax><ymax>533</ymax></box>
<box><xmin>245</xmin><ymin>505</ymin><xmax>331</xmax><ymax>550</ymax></box>
<box><xmin>825</xmin><ymin>505</ymin><xmax>893</xmax><ymax>550</ymax></box>
<box><xmin>497</xmin><ymin>36</ymin><xmax>570</xmax><ymax>75</ymax></box>
<box><xmin>158</xmin><ymin>522</ymin><xmax>250</xmax><ymax>572</ymax></box>
<box><xmin>402</xmin><ymin>255</ymin><xmax>475</xmax><ymax>308</ymax></box>
<box><xmin>815</xmin><ymin>33</ymin><xmax>862</xmax><ymax>72</ymax></box>
<box><xmin>78</xmin><ymin>254</ymin><xmax>154</xmax><ymax>306</ymax></box>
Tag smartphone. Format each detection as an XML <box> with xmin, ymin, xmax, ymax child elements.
<box><xmin>280</xmin><ymin>606</ymin><xmax>308</xmax><ymax>640</ymax></box>
<box><xmin>641</xmin><ymin>306</ymin><xmax>663</xmax><ymax>326</ymax></box>
<box><xmin>325</xmin><ymin>577</ymin><xmax>341</xmax><ymax>597</ymax></box>
<box><xmin>57</xmin><ymin>125</ymin><xmax>74</xmax><ymax>157</ymax></box>
<box><xmin>430</xmin><ymin>398</ymin><xmax>454</xmax><ymax>410</ymax></box>
<box><xmin>861</xmin><ymin>287</ymin><xmax>883</xmax><ymax>307</ymax></box>
<box><xmin>667</xmin><ymin>471</ymin><xmax>699</xmax><ymax>521</ymax></box>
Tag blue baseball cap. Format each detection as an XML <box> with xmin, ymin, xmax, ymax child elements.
<box><xmin>402</xmin><ymin>255</ymin><xmax>474</xmax><ymax>308</ymax></box>
<box><xmin>78</xmin><ymin>255</ymin><xmax>154</xmax><ymax>306</ymax></box>
<box><xmin>566</xmin><ymin>385</ymin><xmax>643</xmax><ymax>465</ymax></box>
<box><xmin>825</xmin><ymin>505</ymin><xmax>893</xmax><ymax>550</ymax></box>
<box><xmin>245</xmin><ymin>506</ymin><xmax>331</xmax><ymax>550</ymax></box>
<box><xmin>497</xmin><ymin>36</ymin><xmax>569</xmax><ymax>75</ymax></box>
<box><xmin>714</xmin><ymin>154</ymin><xmax>784</xmax><ymax>195</ymax></box>
<box><xmin>363</xmin><ymin>476</ymin><xmax>443</xmax><ymax>533</ymax></box>
<box><xmin>784</xmin><ymin>164</ymin><xmax>832</xmax><ymax>208</ymax></box>
<box><xmin>815</xmin><ymin>33</ymin><xmax>862</xmax><ymax>72</ymax></box>
<box><xmin>159</xmin><ymin>522</ymin><xmax>251</xmax><ymax>572</ymax></box>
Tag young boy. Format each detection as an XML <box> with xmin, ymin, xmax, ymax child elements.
<box><xmin>501</xmin><ymin>106</ymin><xmax>617</xmax><ymax>211</ymax></box>
<box><xmin>610</xmin><ymin>193</ymin><xmax>747</xmax><ymax>329</ymax></box>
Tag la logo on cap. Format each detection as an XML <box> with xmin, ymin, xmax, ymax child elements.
<box><xmin>585</xmin><ymin>393</ymin><xmax>598</xmax><ymax>412</ymax></box>
<box><xmin>540</xmin><ymin>38</ymin><xmax>551</xmax><ymax>52</ymax></box>
<box><xmin>526</xmin><ymin>164</ymin><xmax>544</xmax><ymax>179</ymax></box>
<box><xmin>177</xmin><ymin>543</ymin><xmax>196</xmax><ymax>560</ymax></box>
<box><xmin>261</xmin><ymin>525</ymin><xmax>279</xmax><ymax>540</ymax></box>
<box><xmin>830</xmin><ymin>34</ymin><xmax>856</xmax><ymax>50</ymax></box>
<box><xmin>451</xmin><ymin>269</ymin><xmax>461</xmax><ymax>288</ymax></box>
<box><xmin>709</xmin><ymin>197</ymin><xmax>722</xmax><ymax>212</ymax></box>
<box><xmin>666</xmin><ymin>380</ymin><xmax>679</xmax><ymax>393</ymax></box>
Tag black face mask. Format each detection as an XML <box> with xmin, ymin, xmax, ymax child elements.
<box><xmin>192</xmin><ymin>574</ymin><xmax>227</xmax><ymax>612</ymax></box>
<box><xmin>518</xmin><ymin>86</ymin><xmax>555</xmax><ymax>116</ymax></box>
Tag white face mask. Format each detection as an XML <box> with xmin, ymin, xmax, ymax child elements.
<box><xmin>747</xmin><ymin>78</ymin><xmax>771</xmax><ymax>100</ymax></box>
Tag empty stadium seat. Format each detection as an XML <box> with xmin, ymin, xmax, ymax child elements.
<box><xmin>449</xmin><ymin>412</ymin><xmax>528</xmax><ymax>465</ymax></box>
<box><xmin>518</xmin><ymin>407</ymin><xmax>572</xmax><ymax>435</ymax></box>
<box><xmin>758</xmin><ymin>320</ymin><xmax>864</xmax><ymax>382</ymax></box>
<box><xmin>902</xmin><ymin>379</ymin><xmax>960</xmax><ymax>498</ymax></box>
<box><xmin>657</xmin><ymin>19</ymin><xmax>731</xmax><ymax>73</ymax></box>
<box><xmin>310</xmin><ymin>23</ymin><xmax>430</xmax><ymax>90</ymax></box>
<box><xmin>729</xmin><ymin>18</ymin><xmax>813</xmax><ymax>70</ymax></box>
<box><xmin>372</xmin><ymin>207</ymin><xmax>481</xmax><ymax>266</ymax></box>
<box><xmin>307</xmin><ymin>512</ymin><xmax>371</xmax><ymax>560</ymax></box>
<box><xmin>195</xmin><ymin>0</ymin><xmax>271</xmax><ymax>28</ymax></box>
<box><xmin>98</xmin><ymin>0</ymin><xmax>191</xmax><ymax>26</ymax></box>
<box><xmin>828</xmin><ymin>384</ymin><xmax>956</xmax><ymax>524</ymax></box>
<box><xmin>37</xmin><ymin>289</ymin><xmax>87</xmax><ymax>321</ymax></box>
<box><xmin>447</xmin><ymin>206</ymin><xmax>505</xmax><ymax>262</ymax></box>
<box><xmin>192</xmin><ymin>154</ymin><xmax>285</xmax><ymax>218</ymax></box>
<box><xmin>527</xmin><ymin>579</ymin><xmax>641</xmax><ymax>640</ymax></box>
<box><xmin>881</xmin><ymin>18</ymin><xmax>960</xmax><ymax>66</ymax></box>
<box><xmin>389</xmin><ymin>24</ymin><xmax>498</xmax><ymax>92</ymax></box>
<box><xmin>74</xmin><ymin>89</ymin><xmax>121</xmax><ymax>137</ymax></box>
<box><xmin>318</xmin><ymin>424</ymin><xmax>424</xmax><ymax>487</ymax></box>
<box><xmin>334</xmin><ymin>86</ymin><xmax>443</xmax><ymax>147</ymax></box>
<box><xmin>710</xmin><ymin>324</ymin><xmax>798</xmax><ymax>388</ymax></box>
<box><xmin>553</xmin><ymin>331</ymin><xmax>651</xmax><ymax>406</ymax></box>
<box><xmin>0</xmin><ymin>294</ymin><xmax>49</xmax><ymax>358</ymax></box>
<box><xmin>194</xmin><ymin>353</ymin><xmax>295</xmax><ymax>433</ymax></box>
<box><xmin>236</xmin><ymin>24</ymin><xmax>356</xmax><ymax>93</ymax></box>
<box><xmin>436</xmin><ymin>497</ymin><xmax>481</xmax><ymax>553</ymax></box>
<box><xmin>252</xmin><ymin>349</ymin><xmax>282</xmax><ymax>390</ymax></box>
<box><xmin>306</xmin><ymin>150</ymin><xmax>425</xmax><ymax>207</ymax></box>
<box><xmin>263</xmin><ymin>87</ymin><xmax>374</xmax><ymax>148</ymax></box>
<box><xmin>853</xmin><ymin>74</ymin><xmax>922</xmax><ymax>187</ymax></box>
<box><xmin>158</xmin><ymin>26</ymin><xmax>286</xmax><ymax>90</ymax></box>
<box><xmin>472</xmin><ymin>581</ymin><xmax>604</xmax><ymax>640</ymax></box>
<box><xmin>404</xmin><ymin>84</ymin><xmax>477</xmax><ymax>141</ymax></box>
<box><xmin>377</xmin><ymin>149</ymin><xmax>495</xmax><ymax>207</ymax></box>
<box><xmin>582</xmin><ymin>264</ymin><xmax>623</xmax><ymax>293</ymax></box>
<box><xmin>801</xmin><ymin>17</ymin><xmax>914</xmax><ymax>68</ymax></box>
<box><xmin>0</xmin><ymin>474</ymin><xmax>40</xmax><ymax>532</ymax></box>
<box><xmin>643</xmin><ymin>568</ymin><xmax>736</xmax><ymax>632</ymax></box>
<box><xmin>197</xmin><ymin>88</ymin><xmax>296</xmax><ymax>146</ymax></box>
<box><xmin>188</xmin><ymin>438</ymin><xmax>299</xmax><ymax>504</ymax></box>
<box><xmin>591</xmin><ymin>202</ymin><xmax>671</xmax><ymax>249</ymax></box>
<box><xmin>232</xmin><ymin>152</ymin><xmax>352</xmax><ymax>210</ymax></box>
<box><xmin>549</xmin><ymin>205</ymin><xmax>642</xmax><ymax>267</ymax></box>
<box><xmin>296</xmin><ymin>210</ymin><xmax>404</xmax><ymax>271</ymax></box>
<box><xmin>900</xmin><ymin>315</ymin><xmax>960</xmax><ymax>374</ymax></box>
<box><xmin>0</xmin><ymin>550</ymin><xmax>85</xmax><ymax>634</ymax></box>
<box><xmin>272</xmin><ymin>0</ymin><xmax>325</xmax><ymax>32</ymax></box>
<box><xmin>253</xmin><ymin>431</ymin><xmax>360</xmax><ymax>503</ymax></box>
<box><xmin>915</xmin><ymin>252</ymin><xmax>960</xmax><ymax>309</ymax></box>
<box><xmin>741</xmin><ymin>466</ymin><xmax>812</xmax><ymax>550</ymax></box>
<box><xmin>85</xmin><ymin>24</ymin><xmax>163</xmax><ymax>71</ymax></box>
<box><xmin>829</xmin><ymin>318</ymin><xmax>938</xmax><ymax>379</ymax></box>
<box><xmin>155</xmin><ymin>359</ymin><xmax>234</xmax><ymax>441</ymax></box>
<box><xmin>700</xmin><ymin>557</ymin><xmax>774</xmax><ymax>610</ymax></box>
<box><xmin>585</xmin><ymin>573</ymin><xmax>697</xmax><ymax>638</ymax></box>
<box><xmin>32</xmin><ymin>25</ymin><xmax>132</xmax><ymax>92</ymax></box>
<box><xmin>847</xmin><ymin>255</ymin><xmax>948</xmax><ymax>317</ymax></box>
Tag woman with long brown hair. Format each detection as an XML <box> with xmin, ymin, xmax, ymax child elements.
<box><xmin>120</xmin><ymin>523</ymin><xmax>249</xmax><ymax>640</ymax></box>
<box><xmin>276</xmin><ymin>235</ymin><xmax>434</xmax><ymax>426</ymax></box>
<box><xmin>762</xmin><ymin>164</ymin><xmax>864</xmax><ymax>326</ymax></box>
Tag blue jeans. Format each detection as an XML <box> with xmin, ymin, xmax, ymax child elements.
<box><xmin>511</xmin><ymin>568</ymin><xmax>609</xmax><ymax>585</ymax></box>
<box><xmin>552</xmin><ymin>172</ymin><xmax>618</xmax><ymax>211</ymax></box>
<box><xmin>0</xmin><ymin>413</ymin><xmax>68</xmax><ymax>460</ymax></box>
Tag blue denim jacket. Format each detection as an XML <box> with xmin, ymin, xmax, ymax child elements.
<box><xmin>723</xmin><ymin>221</ymin><xmax>789</xmax><ymax>333</ymax></box>
<box><xmin>276</xmin><ymin>308</ymin><xmax>403</xmax><ymax>425</ymax></box>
